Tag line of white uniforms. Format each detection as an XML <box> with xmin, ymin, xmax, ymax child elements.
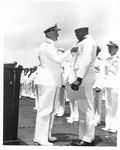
<box><xmin>72</xmin><ymin>34</ymin><xmax>97</xmax><ymax>143</ymax></box>
<box><xmin>33</xmin><ymin>38</ymin><xmax>72</xmax><ymax>145</ymax></box>
<box><xmin>55</xmin><ymin>55</ymin><xmax>67</xmax><ymax>117</ymax></box>
<box><xmin>102</xmin><ymin>53</ymin><xmax>119</xmax><ymax>132</ymax></box>
<box><xmin>32</xmin><ymin>66</ymin><xmax>42</xmax><ymax>109</ymax></box>
<box><xmin>64</xmin><ymin>56</ymin><xmax>79</xmax><ymax>123</ymax></box>
<box><xmin>93</xmin><ymin>56</ymin><xmax>105</xmax><ymax>126</ymax></box>
<box><xmin>20</xmin><ymin>69</ymin><xmax>37</xmax><ymax>99</ymax></box>
<box><xmin>55</xmin><ymin>57</ymin><xmax>79</xmax><ymax>118</ymax></box>
<box><xmin>20</xmin><ymin>70</ymin><xmax>34</xmax><ymax>98</ymax></box>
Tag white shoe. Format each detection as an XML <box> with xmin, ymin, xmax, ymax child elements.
<box><xmin>66</xmin><ymin>117</ymin><xmax>70</xmax><ymax>120</ymax></box>
<box><xmin>66</xmin><ymin>116</ymin><xmax>72</xmax><ymax>120</ymax></box>
<box><xmin>95</xmin><ymin>123</ymin><xmax>99</xmax><ymax>127</ymax></box>
<box><xmin>30</xmin><ymin>95</ymin><xmax>35</xmax><ymax>99</ymax></box>
<box><xmin>66</xmin><ymin>115</ymin><xmax>74</xmax><ymax>120</ymax></box>
<box><xmin>109</xmin><ymin>129</ymin><xmax>117</xmax><ymax>133</ymax></box>
<box><xmin>48</xmin><ymin>136</ymin><xmax>57</xmax><ymax>142</ymax></box>
<box><xmin>67</xmin><ymin>118</ymin><xmax>73</xmax><ymax>124</ymax></box>
<box><xmin>94</xmin><ymin>121</ymin><xmax>101</xmax><ymax>126</ymax></box>
<box><xmin>34</xmin><ymin>140</ymin><xmax>53</xmax><ymax>146</ymax></box>
<box><xmin>73</xmin><ymin>117</ymin><xmax>79</xmax><ymax>122</ymax></box>
<box><xmin>102</xmin><ymin>127</ymin><xmax>110</xmax><ymax>131</ymax></box>
<box><xmin>33</xmin><ymin>107</ymin><xmax>38</xmax><ymax>110</ymax></box>
<box><xmin>56</xmin><ymin>112</ymin><xmax>64</xmax><ymax>117</ymax></box>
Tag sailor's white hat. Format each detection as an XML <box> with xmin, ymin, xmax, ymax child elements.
<box><xmin>74</xmin><ymin>23</ymin><xmax>89</xmax><ymax>31</ymax></box>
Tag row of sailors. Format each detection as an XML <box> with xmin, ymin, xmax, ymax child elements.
<box><xmin>20</xmin><ymin>42</ymin><xmax>118</xmax><ymax>134</ymax></box>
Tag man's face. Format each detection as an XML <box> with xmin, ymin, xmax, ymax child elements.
<box><xmin>108</xmin><ymin>46</ymin><xmax>117</xmax><ymax>56</ymax></box>
<box><xmin>75</xmin><ymin>29</ymin><xmax>85</xmax><ymax>42</ymax></box>
<box><xmin>48</xmin><ymin>30</ymin><xmax>59</xmax><ymax>41</ymax></box>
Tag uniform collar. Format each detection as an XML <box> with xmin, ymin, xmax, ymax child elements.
<box><xmin>106</xmin><ymin>53</ymin><xmax>118</xmax><ymax>60</ymax></box>
<box><xmin>84</xmin><ymin>34</ymin><xmax>90</xmax><ymax>38</ymax></box>
<box><xmin>77</xmin><ymin>34</ymin><xmax>89</xmax><ymax>43</ymax></box>
<box><xmin>46</xmin><ymin>38</ymin><xmax>55</xmax><ymax>45</ymax></box>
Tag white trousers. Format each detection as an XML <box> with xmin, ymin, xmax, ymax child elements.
<box><xmin>77</xmin><ymin>79</ymin><xmax>95</xmax><ymax>143</ymax></box>
<box><xmin>34</xmin><ymin>85</ymin><xmax>58</xmax><ymax>143</ymax></box>
<box><xmin>56</xmin><ymin>87</ymin><xmax>66</xmax><ymax>114</ymax></box>
<box><xmin>94</xmin><ymin>90</ymin><xmax>103</xmax><ymax>123</ymax></box>
<box><xmin>34</xmin><ymin>84</ymin><xmax>43</xmax><ymax>109</ymax></box>
<box><xmin>104</xmin><ymin>88</ymin><xmax>118</xmax><ymax>130</ymax></box>
<box><xmin>69</xmin><ymin>99</ymin><xmax>79</xmax><ymax>119</ymax></box>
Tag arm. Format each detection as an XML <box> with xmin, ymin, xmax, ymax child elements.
<box><xmin>93</xmin><ymin>59</ymin><xmax>105</xmax><ymax>92</ymax></box>
<box><xmin>42</xmin><ymin>43</ymin><xmax>72</xmax><ymax>64</ymax></box>
<box><xmin>77</xmin><ymin>41</ymin><xmax>94</xmax><ymax>78</ymax></box>
<box><xmin>71</xmin><ymin>40</ymin><xmax>95</xmax><ymax>91</ymax></box>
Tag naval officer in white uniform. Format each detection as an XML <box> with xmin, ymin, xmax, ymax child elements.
<box><xmin>70</xmin><ymin>23</ymin><xmax>97</xmax><ymax>146</ymax></box>
<box><xmin>34</xmin><ymin>22</ymin><xmax>77</xmax><ymax>146</ymax></box>
<box><xmin>93</xmin><ymin>46</ymin><xmax>104</xmax><ymax>126</ymax></box>
<box><xmin>102</xmin><ymin>41</ymin><xmax>119</xmax><ymax>133</ymax></box>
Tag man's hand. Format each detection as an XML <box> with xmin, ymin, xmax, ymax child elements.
<box><xmin>71</xmin><ymin>77</ymin><xmax>82</xmax><ymax>91</ymax></box>
<box><xmin>70</xmin><ymin>46</ymin><xmax>79</xmax><ymax>53</ymax></box>
<box><xmin>95</xmin><ymin>87</ymin><xmax>101</xmax><ymax>93</ymax></box>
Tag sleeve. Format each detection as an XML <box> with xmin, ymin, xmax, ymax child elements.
<box><xmin>41</xmin><ymin>43</ymin><xmax>72</xmax><ymax>64</ymax></box>
<box><xmin>63</xmin><ymin>62</ymin><xmax>71</xmax><ymax>82</ymax></box>
<box><xmin>77</xmin><ymin>41</ymin><xmax>94</xmax><ymax>78</ymax></box>
<box><xmin>93</xmin><ymin>59</ymin><xmax>105</xmax><ymax>89</ymax></box>
<box><xmin>38</xmin><ymin>55</ymin><xmax>41</xmax><ymax>66</ymax></box>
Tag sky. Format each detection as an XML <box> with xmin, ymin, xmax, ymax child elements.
<box><xmin>2</xmin><ymin>0</ymin><xmax>120</xmax><ymax>67</ymax></box>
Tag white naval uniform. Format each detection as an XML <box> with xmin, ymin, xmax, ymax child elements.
<box><xmin>34</xmin><ymin>38</ymin><xmax>72</xmax><ymax>143</ymax></box>
<box><xmin>103</xmin><ymin>54</ymin><xmax>118</xmax><ymax>131</ymax></box>
<box><xmin>74</xmin><ymin>34</ymin><xmax>97</xmax><ymax>143</ymax></box>
<box><xmin>55</xmin><ymin>62</ymin><xmax>66</xmax><ymax>116</ymax></box>
<box><xmin>33</xmin><ymin>66</ymin><xmax>41</xmax><ymax>110</ymax></box>
<box><xmin>56</xmin><ymin>60</ymin><xmax>74</xmax><ymax>116</ymax></box>
<box><xmin>20</xmin><ymin>70</ymin><xmax>25</xmax><ymax>97</ymax></box>
<box><xmin>93</xmin><ymin>57</ymin><xmax>105</xmax><ymax>125</ymax></box>
<box><xmin>24</xmin><ymin>71</ymin><xmax>30</xmax><ymax>97</ymax></box>
<box><xmin>66</xmin><ymin>59</ymin><xmax>79</xmax><ymax>122</ymax></box>
<box><xmin>21</xmin><ymin>72</ymin><xmax>26</xmax><ymax>97</ymax></box>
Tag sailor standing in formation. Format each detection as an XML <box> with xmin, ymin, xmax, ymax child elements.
<box><xmin>93</xmin><ymin>46</ymin><xmax>105</xmax><ymax>126</ymax></box>
<box><xmin>102</xmin><ymin>41</ymin><xmax>119</xmax><ymax>133</ymax></box>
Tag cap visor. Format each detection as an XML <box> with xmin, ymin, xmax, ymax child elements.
<box><xmin>107</xmin><ymin>44</ymin><xmax>113</xmax><ymax>46</ymax></box>
<box><xmin>55</xmin><ymin>28</ymin><xmax>61</xmax><ymax>31</ymax></box>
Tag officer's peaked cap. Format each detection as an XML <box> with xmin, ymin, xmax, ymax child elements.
<box><xmin>44</xmin><ymin>22</ymin><xmax>61</xmax><ymax>33</ymax></box>
<box><xmin>107</xmin><ymin>41</ymin><xmax>118</xmax><ymax>48</ymax></box>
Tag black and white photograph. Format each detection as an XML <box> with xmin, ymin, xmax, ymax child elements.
<box><xmin>0</xmin><ymin>0</ymin><xmax>120</xmax><ymax>149</ymax></box>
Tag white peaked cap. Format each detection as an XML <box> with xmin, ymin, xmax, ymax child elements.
<box><xmin>43</xmin><ymin>22</ymin><xmax>61</xmax><ymax>33</ymax></box>
<box><xmin>107</xmin><ymin>41</ymin><xmax>119</xmax><ymax>48</ymax></box>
